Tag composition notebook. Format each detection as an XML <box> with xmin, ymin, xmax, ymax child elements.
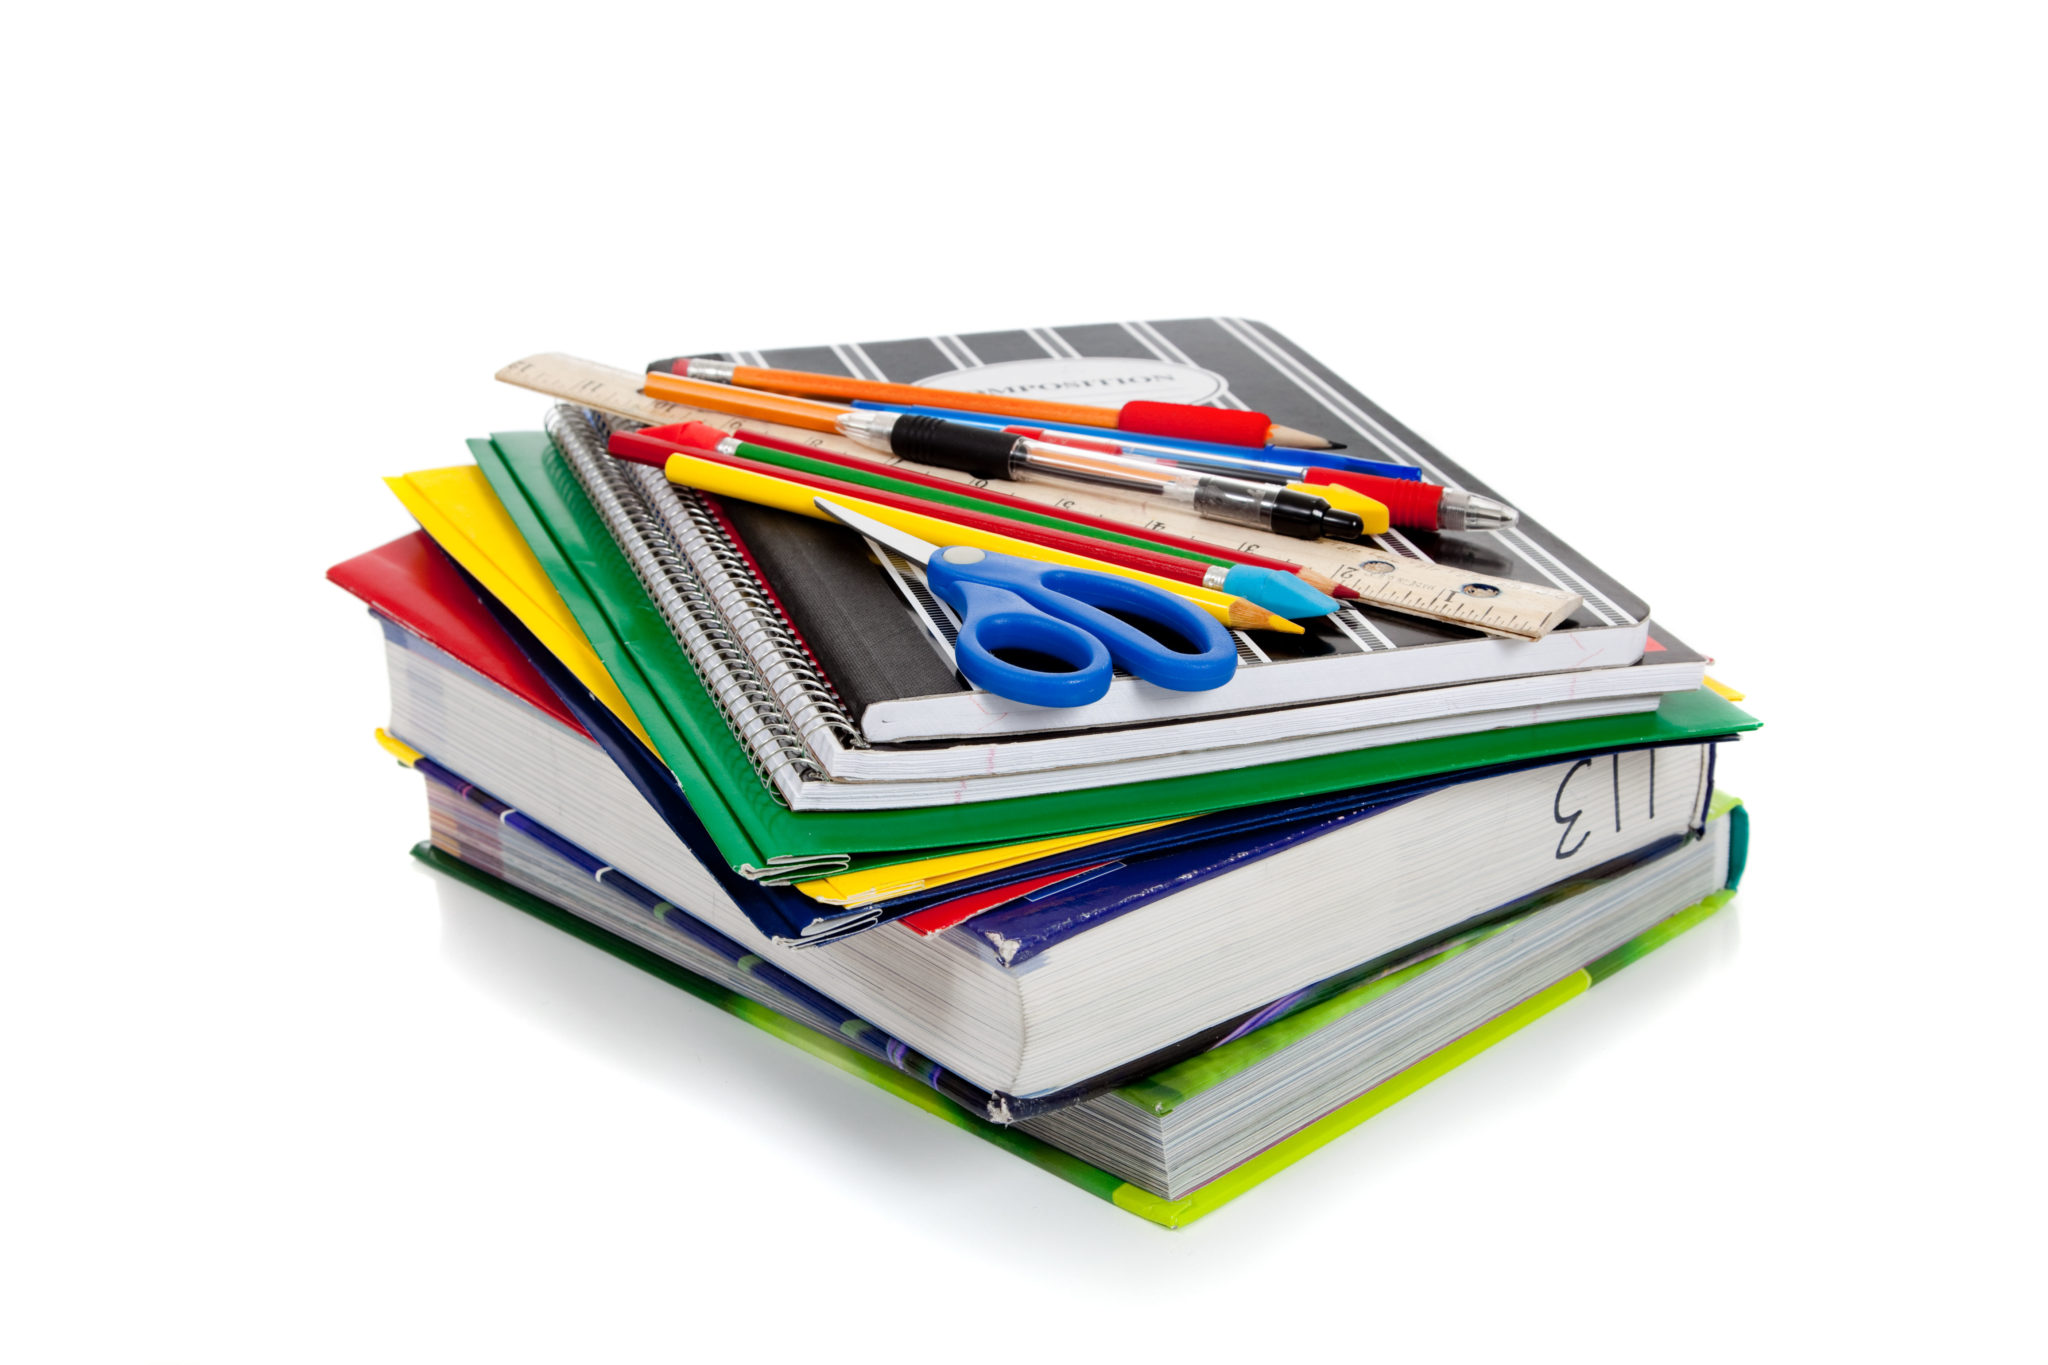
<box><xmin>498</xmin><ymin>320</ymin><xmax>1665</xmax><ymax>749</ymax></box>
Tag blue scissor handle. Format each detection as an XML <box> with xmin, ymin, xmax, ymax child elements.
<box><xmin>942</xmin><ymin>580</ymin><xmax>1117</xmax><ymax>707</ymax></box>
<box><xmin>926</xmin><ymin>546</ymin><xmax>1238</xmax><ymax>708</ymax></box>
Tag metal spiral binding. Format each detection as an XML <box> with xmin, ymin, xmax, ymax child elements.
<box><xmin>586</xmin><ymin>407</ymin><xmax>862</xmax><ymax>751</ymax></box>
<box><xmin>543</xmin><ymin>406</ymin><xmax>824</xmax><ymax>800</ymax></box>
<box><xmin>625</xmin><ymin>464</ymin><xmax>865</xmax><ymax>754</ymax></box>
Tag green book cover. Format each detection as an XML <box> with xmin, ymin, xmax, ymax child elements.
<box><xmin>475</xmin><ymin>429</ymin><xmax>1758</xmax><ymax>874</ymax></box>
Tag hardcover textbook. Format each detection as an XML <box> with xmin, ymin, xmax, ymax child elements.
<box><xmin>409</xmin><ymin>781</ymin><xmax>1749</xmax><ymax>1227</ymax></box>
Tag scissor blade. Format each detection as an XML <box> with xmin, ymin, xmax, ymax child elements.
<box><xmin>813</xmin><ymin>497</ymin><xmax>939</xmax><ymax>565</ymax></box>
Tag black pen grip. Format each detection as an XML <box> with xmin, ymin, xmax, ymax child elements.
<box><xmin>886</xmin><ymin>414</ymin><xmax>1017</xmax><ymax>481</ymax></box>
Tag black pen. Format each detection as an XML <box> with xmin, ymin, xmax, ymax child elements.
<box><xmin>835</xmin><ymin>411</ymin><xmax>1367</xmax><ymax>541</ymax></box>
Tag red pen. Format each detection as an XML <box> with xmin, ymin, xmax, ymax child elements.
<box><xmin>1003</xmin><ymin>429</ymin><xmax>1514</xmax><ymax>532</ymax></box>
<box><xmin>999</xmin><ymin>429</ymin><xmax>1515</xmax><ymax>536</ymax></box>
<box><xmin>1299</xmin><ymin>469</ymin><xmax>1518</xmax><ymax>533</ymax></box>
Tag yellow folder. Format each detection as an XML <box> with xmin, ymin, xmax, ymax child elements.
<box><xmin>384</xmin><ymin>464</ymin><xmax>1168</xmax><ymax>907</ymax></box>
<box><xmin>386</xmin><ymin>466</ymin><xmax>654</xmax><ymax>751</ymax></box>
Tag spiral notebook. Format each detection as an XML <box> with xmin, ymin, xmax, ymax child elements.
<box><xmin>531</xmin><ymin>399</ymin><xmax>1704</xmax><ymax>812</ymax></box>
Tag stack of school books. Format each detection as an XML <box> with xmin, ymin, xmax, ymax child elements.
<box><xmin>330</xmin><ymin>318</ymin><xmax>1759</xmax><ymax>1227</ymax></box>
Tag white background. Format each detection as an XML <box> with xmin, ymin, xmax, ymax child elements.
<box><xmin>4</xmin><ymin>3</ymin><xmax>2043</xmax><ymax>1361</ymax></box>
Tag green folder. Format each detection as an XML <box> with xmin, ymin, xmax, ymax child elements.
<box><xmin>474</xmin><ymin>430</ymin><xmax>1760</xmax><ymax>876</ymax></box>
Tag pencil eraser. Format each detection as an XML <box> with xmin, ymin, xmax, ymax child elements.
<box><xmin>1118</xmin><ymin>402</ymin><xmax>1272</xmax><ymax>449</ymax></box>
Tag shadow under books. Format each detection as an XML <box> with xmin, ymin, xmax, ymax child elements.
<box><xmin>427</xmin><ymin>860</ymin><xmax>1742</xmax><ymax>1232</ymax></box>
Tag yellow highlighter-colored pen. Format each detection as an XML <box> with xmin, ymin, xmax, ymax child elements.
<box><xmin>658</xmin><ymin>453</ymin><xmax>1306</xmax><ymax>635</ymax></box>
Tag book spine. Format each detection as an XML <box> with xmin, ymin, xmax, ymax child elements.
<box><xmin>544</xmin><ymin>405</ymin><xmax>836</xmax><ymax>799</ymax></box>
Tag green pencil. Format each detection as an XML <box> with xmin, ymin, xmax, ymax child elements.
<box><xmin>609</xmin><ymin>423</ymin><xmax>1351</xmax><ymax>619</ymax></box>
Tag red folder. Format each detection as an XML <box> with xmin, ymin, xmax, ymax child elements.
<box><xmin>327</xmin><ymin>531</ymin><xmax>587</xmax><ymax>737</ymax></box>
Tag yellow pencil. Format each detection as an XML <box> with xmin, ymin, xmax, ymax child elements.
<box><xmin>658</xmin><ymin>453</ymin><xmax>1306</xmax><ymax>635</ymax></box>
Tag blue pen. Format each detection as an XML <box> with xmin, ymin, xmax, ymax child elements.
<box><xmin>848</xmin><ymin>401</ymin><xmax>1420</xmax><ymax>481</ymax></box>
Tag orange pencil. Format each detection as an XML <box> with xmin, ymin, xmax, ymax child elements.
<box><xmin>641</xmin><ymin>370</ymin><xmax>848</xmax><ymax>433</ymax></box>
<box><xmin>645</xmin><ymin>356</ymin><xmax>1342</xmax><ymax>451</ymax></box>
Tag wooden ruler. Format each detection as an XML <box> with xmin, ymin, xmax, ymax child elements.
<box><xmin>1319</xmin><ymin>552</ymin><xmax>1578</xmax><ymax>640</ymax></box>
<box><xmin>496</xmin><ymin>353</ymin><xmax>1582</xmax><ymax>640</ymax></box>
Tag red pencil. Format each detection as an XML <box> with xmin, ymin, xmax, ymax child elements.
<box><xmin>608</xmin><ymin>428</ymin><xmax>1334</xmax><ymax>614</ymax></box>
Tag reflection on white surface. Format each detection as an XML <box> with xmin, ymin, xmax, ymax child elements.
<box><xmin>430</xmin><ymin>859</ymin><xmax>1743</xmax><ymax>1247</ymax></box>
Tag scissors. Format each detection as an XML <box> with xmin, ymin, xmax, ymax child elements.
<box><xmin>815</xmin><ymin>498</ymin><xmax>1239</xmax><ymax>708</ymax></box>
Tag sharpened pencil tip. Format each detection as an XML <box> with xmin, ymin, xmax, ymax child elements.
<box><xmin>1225</xmin><ymin>600</ymin><xmax>1305</xmax><ymax>633</ymax></box>
<box><xmin>1294</xmin><ymin>568</ymin><xmax>1340</xmax><ymax>593</ymax></box>
<box><xmin>1265</xmin><ymin>423</ymin><xmax>1347</xmax><ymax>451</ymax></box>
